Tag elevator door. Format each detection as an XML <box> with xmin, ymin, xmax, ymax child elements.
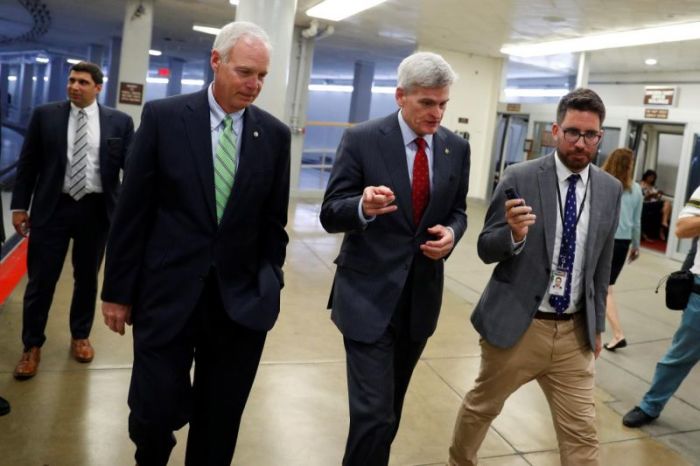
<box><xmin>490</xmin><ymin>114</ymin><xmax>528</xmax><ymax>195</ymax></box>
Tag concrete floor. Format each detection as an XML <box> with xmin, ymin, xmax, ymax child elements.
<box><xmin>0</xmin><ymin>199</ymin><xmax>698</xmax><ymax>465</ymax></box>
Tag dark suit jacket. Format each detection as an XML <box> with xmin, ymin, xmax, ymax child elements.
<box><xmin>320</xmin><ymin>112</ymin><xmax>470</xmax><ymax>343</ymax></box>
<box><xmin>472</xmin><ymin>154</ymin><xmax>622</xmax><ymax>350</ymax></box>
<box><xmin>11</xmin><ymin>101</ymin><xmax>134</xmax><ymax>225</ymax></box>
<box><xmin>101</xmin><ymin>89</ymin><xmax>291</xmax><ymax>344</ymax></box>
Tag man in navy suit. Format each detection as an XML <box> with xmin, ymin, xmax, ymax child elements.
<box><xmin>321</xmin><ymin>52</ymin><xmax>470</xmax><ymax>465</ymax></box>
<box><xmin>10</xmin><ymin>61</ymin><xmax>133</xmax><ymax>379</ymax></box>
<box><xmin>101</xmin><ymin>21</ymin><xmax>290</xmax><ymax>465</ymax></box>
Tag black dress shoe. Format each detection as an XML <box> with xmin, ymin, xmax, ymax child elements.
<box><xmin>604</xmin><ymin>338</ymin><xmax>627</xmax><ymax>351</ymax></box>
<box><xmin>623</xmin><ymin>406</ymin><xmax>658</xmax><ymax>427</ymax></box>
<box><xmin>0</xmin><ymin>396</ymin><xmax>10</xmax><ymax>416</ymax></box>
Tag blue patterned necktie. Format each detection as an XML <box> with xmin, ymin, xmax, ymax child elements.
<box><xmin>549</xmin><ymin>174</ymin><xmax>580</xmax><ymax>314</ymax></box>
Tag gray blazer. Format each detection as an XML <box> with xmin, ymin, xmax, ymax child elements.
<box><xmin>472</xmin><ymin>154</ymin><xmax>622</xmax><ymax>350</ymax></box>
<box><xmin>321</xmin><ymin>112</ymin><xmax>470</xmax><ymax>343</ymax></box>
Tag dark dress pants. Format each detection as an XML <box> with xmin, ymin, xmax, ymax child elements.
<box><xmin>342</xmin><ymin>280</ymin><xmax>427</xmax><ymax>466</ymax></box>
<box><xmin>128</xmin><ymin>275</ymin><xmax>267</xmax><ymax>466</ymax></box>
<box><xmin>22</xmin><ymin>193</ymin><xmax>108</xmax><ymax>348</ymax></box>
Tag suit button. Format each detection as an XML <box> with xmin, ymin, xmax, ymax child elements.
<box><xmin>535</xmin><ymin>295</ymin><xmax>541</xmax><ymax>301</ymax></box>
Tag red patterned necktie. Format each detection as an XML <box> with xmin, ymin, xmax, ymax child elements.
<box><xmin>412</xmin><ymin>137</ymin><xmax>430</xmax><ymax>226</ymax></box>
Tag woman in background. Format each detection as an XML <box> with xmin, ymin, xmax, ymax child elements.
<box><xmin>602</xmin><ymin>148</ymin><xmax>643</xmax><ymax>351</ymax></box>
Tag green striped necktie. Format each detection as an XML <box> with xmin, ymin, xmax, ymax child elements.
<box><xmin>214</xmin><ymin>114</ymin><xmax>237</xmax><ymax>222</ymax></box>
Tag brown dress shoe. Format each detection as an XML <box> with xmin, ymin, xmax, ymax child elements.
<box><xmin>71</xmin><ymin>338</ymin><xmax>94</xmax><ymax>363</ymax></box>
<box><xmin>14</xmin><ymin>347</ymin><xmax>41</xmax><ymax>380</ymax></box>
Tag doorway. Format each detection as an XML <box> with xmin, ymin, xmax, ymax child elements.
<box><xmin>627</xmin><ymin>121</ymin><xmax>686</xmax><ymax>254</ymax></box>
<box><xmin>490</xmin><ymin>113</ymin><xmax>529</xmax><ymax>195</ymax></box>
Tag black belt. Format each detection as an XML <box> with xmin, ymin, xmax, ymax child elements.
<box><xmin>534</xmin><ymin>311</ymin><xmax>578</xmax><ymax>321</ymax></box>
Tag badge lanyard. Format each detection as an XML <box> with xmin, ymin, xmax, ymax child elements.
<box><xmin>554</xmin><ymin>171</ymin><xmax>590</xmax><ymax>230</ymax></box>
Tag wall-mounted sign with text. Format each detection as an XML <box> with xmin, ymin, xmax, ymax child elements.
<box><xmin>643</xmin><ymin>86</ymin><xmax>677</xmax><ymax>107</ymax></box>
<box><xmin>119</xmin><ymin>82</ymin><xmax>144</xmax><ymax>105</ymax></box>
<box><xmin>644</xmin><ymin>108</ymin><xmax>669</xmax><ymax>119</ymax></box>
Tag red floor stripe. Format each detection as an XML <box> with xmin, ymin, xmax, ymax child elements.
<box><xmin>0</xmin><ymin>238</ymin><xmax>28</xmax><ymax>305</ymax></box>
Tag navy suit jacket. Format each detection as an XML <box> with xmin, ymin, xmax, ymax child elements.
<box><xmin>101</xmin><ymin>89</ymin><xmax>291</xmax><ymax>344</ymax></box>
<box><xmin>11</xmin><ymin>100</ymin><xmax>134</xmax><ymax>225</ymax></box>
<box><xmin>320</xmin><ymin>112</ymin><xmax>470</xmax><ymax>343</ymax></box>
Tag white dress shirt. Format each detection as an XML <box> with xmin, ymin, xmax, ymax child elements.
<box><xmin>539</xmin><ymin>153</ymin><xmax>591</xmax><ymax>314</ymax></box>
<box><xmin>63</xmin><ymin>100</ymin><xmax>102</xmax><ymax>193</ymax></box>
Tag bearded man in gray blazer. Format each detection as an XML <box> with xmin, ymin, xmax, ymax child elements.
<box><xmin>321</xmin><ymin>52</ymin><xmax>470</xmax><ymax>466</ymax></box>
<box><xmin>449</xmin><ymin>88</ymin><xmax>621</xmax><ymax>466</ymax></box>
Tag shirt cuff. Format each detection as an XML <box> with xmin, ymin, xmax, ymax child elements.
<box><xmin>511</xmin><ymin>232</ymin><xmax>526</xmax><ymax>255</ymax></box>
<box><xmin>357</xmin><ymin>198</ymin><xmax>376</xmax><ymax>225</ymax></box>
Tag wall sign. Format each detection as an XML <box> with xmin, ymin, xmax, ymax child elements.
<box><xmin>644</xmin><ymin>86</ymin><xmax>677</xmax><ymax>106</ymax></box>
<box><xmin>644</xmin><ymin>108</ymin><xmax>669</xmax><ymax>119</ymax></box>
<box><xmin>119</xmin><ymin>82</ymin><xmax>144</xmax><ymax>105</ymax></box>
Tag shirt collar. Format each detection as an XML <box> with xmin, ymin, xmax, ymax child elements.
<box><xmin>70</xmin><ymin>99</ymin><xmax>98</xmax><ymax>117</ymax></box>
<box><xmin>554</xmin><ymin>151</ymin><xmax>590</xmax><ymax>186</ymax></box>
<box><xmin>397</xmin><ymin>110</ymin><xmax>433</xmax><ymax>151</ymax></box>
<box><xmin>208</xmin><ymin>83</ymin><xmax>245</xmax><ymax>131</ymax></box>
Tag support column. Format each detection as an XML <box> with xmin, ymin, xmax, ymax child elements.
<box><xmin>33</xmin><ymin>63</ymin><xmax>47</xmax><ymax>107</ymax></box>
<box><xmin>417</xmin><ymin>45</ymin><xmax>504</xmax><ymax>201</ymax></box>
<box><xmin>88</xmin><ymin>44</ymin><xmax>105</xmax><ymax>68</ymax></box>
<box><xmin>105</xmin><ymin>36</ymin><xmax>122</xmax><ymax>107</ymax></box>
<box><xmin>47</xmin><ymin>54</ymin><xmax>67</xmax><ymax>103</ymax></box>
<box><xmin>115</xmin><ymin>0</ymin><xmax>154</xmax><ymax>126</ymax></box>
<box><xmin>287</xmin><ymin>26</ymin><xmax>315</xmax><ymax>197</ymax></box>
<box><xmin>235</xmin><ymin>0</ymin><xmax>297</xmax><ymax>121</ymax></box>
<box><xmin>348</xmin><ymin>60</ymin><xmax>374</xmax><ymax>123</ymax></box>
<box><xmin>17</xmin><ymin>61</ymin><xmax>34</xmax><ymax>124</ymax></box>
<box><xmin>0</xmin><ymin>64</ymin><xmax>9</xmax><ymax>119</ymax></box>
<box><xmin>166</xmin><ymin>57</ymin><xmax>184</xmax><ymax>96</ymax></box>
<box><xmin>576</xmin><ymin>52</ymin><xmax>590</xmax><ymax>88</ymax></box>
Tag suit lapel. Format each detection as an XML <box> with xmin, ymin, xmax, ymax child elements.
<box><xmin>537</xmin><ymin>155</ymin><xmax>557</xmax><ymax>262</ymax></box>
<box><xmin>57</xmin><ymin>102</ymin><xmax>71</xmax><ymax>172</ymax></box>
<box><xmin>183</xmin><ymin>90</ymin><xmax>217</xmax><ymax>224</ymax></box>
<box><xmin>378</xmin><ymin>113</ymin><xmax>412</xmax><ymax>226</ymax></box>
<box><xmin>221</xmin><ymin>105</ymin><xmax>263</xmax><ymax>222</ymax></box>
<box><xmin>97</xmin><ymin>104</ymin><xmax>110</xmax><ymax>184</ymax></box>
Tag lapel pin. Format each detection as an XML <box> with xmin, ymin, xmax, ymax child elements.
<box><xmin>444</xmin><ymin>148</ymin><xmax>450</xmax><ymax>155</ymax></box>
<box><xmin>253</xmin><ymin>130</ymin><xmax>259</xmax><ymax>138</ymax></box>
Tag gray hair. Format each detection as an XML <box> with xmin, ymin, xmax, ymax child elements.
<box><xmin>397</xmin><ymin>52</ymin><xmax>457</xmax><ymax>92</ymax></box>
<box><xmin>213</xmin><ymin>21</ymin><xmax>272</xmax><ymax>62</ymax></box>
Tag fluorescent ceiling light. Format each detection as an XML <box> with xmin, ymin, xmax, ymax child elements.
<box><xmin>308</xmin><ymin>84</ymin><xmax>395</xmax><ymax>94</ymax></box>
<box><xmin>35</xmin><ymin>56</ymin><xmax>49</xmax><ymax>63</ymax></box>
<box><xmin>645</xmin><ymin>58</ymin><xmax>658</xmax><ymax>65</ymax></box>
<box><xmin>229</xmin><ymin>0</ymin><xmax>239</xmax><ymax>4</ymax></box>
<box><xmin>182</xmin><ymin>78</ymin><xmax>205</xmax><ymax>86</ymax></box>
<box><xmin>306</xmin><ymin>0</ymin><xmax>387</xmax><ymax>21</ymax></box>
<box><xmin>504</xmin><ymin>87</ymin><xmax>569</xmax><ymax>98</ymax></box>
<box><xmin>193</xmin><ymin>24</ymin><xmax>221</xmax><ymax>36</ymax></box>
<box><xmin>8</xmin><ymin>76</ymin><xmax>17</xmax><ymax>81</ymax></box>
<box><xmin>501</xmin><ymin>21</ymin><xmax>700</xmax><ymax>57</ymax></box>
<box><xmin>149</xmin><ymin>49</ymin><xmax>162</xmax><ymax>56</ymax></box>
<box><xmin>66</xmin><ymin>58</ymin><xmax>81</xmax><ymax>64</ymax></box>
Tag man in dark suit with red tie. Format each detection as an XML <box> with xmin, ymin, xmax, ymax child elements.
<box><xmin>10</xmin><ymin>61</ymin><xmax>133</xmax><ymax>379</ymax></box>
<box><xmin>101</xmin><ymin>21</ymin><xmax>290</xmax><ymax>465</ymax></box>
<box><xmin>320</xmin><ymin>52</ymin><xmax>471</xmax><ymax>466</ymax></box>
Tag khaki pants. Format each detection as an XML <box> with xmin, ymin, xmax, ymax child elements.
<box><xmin>449</xmin><ymin>314</ymin><xmax>598</xmax><ymax>466</ymax></box>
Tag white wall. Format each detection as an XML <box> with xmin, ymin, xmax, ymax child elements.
<box><xmin>418</xmin><ymin>46</ymin><xmax>504</xmax><ymax>201</ymax></box>
<box><xmin>591</xmin><ymin>70</ymin><xmax>700</xmax><ymax>109</ymax></box>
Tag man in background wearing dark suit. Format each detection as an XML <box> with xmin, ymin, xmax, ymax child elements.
<box><xmin>101</xmin><ymin>21</ymin><xmax>290</xmax><ymax>465</ymax></box>
<box><xmin>321</xmin><ymin>52</ymin><xmax>470</xmax><ymax>465</ymax></box>
<box><xmin>449</xmin><ymin>89</ymin><xmax>621</xmax><ymax>466</ymax></box>
<box><xmin>10</xmin><ymin>61</ymin><xmax>134</xmax><ymax>379</ymax></box>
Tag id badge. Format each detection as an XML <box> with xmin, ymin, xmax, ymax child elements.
<box><xmin>549</xmin><ymin>269</ymin><xmax>568</xmax><ymax>296</ymax></box>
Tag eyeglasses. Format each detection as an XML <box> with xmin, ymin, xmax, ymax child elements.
<box><xmin>561</xmin><ymin>128</ymin><xmax>602</xmax><ymax>145</ymax></box>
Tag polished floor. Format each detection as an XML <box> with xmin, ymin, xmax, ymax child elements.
<box><xmin>0</xmin><ymin>199</ymin><xmax>699</xmax><ymax>465</ymax></box>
